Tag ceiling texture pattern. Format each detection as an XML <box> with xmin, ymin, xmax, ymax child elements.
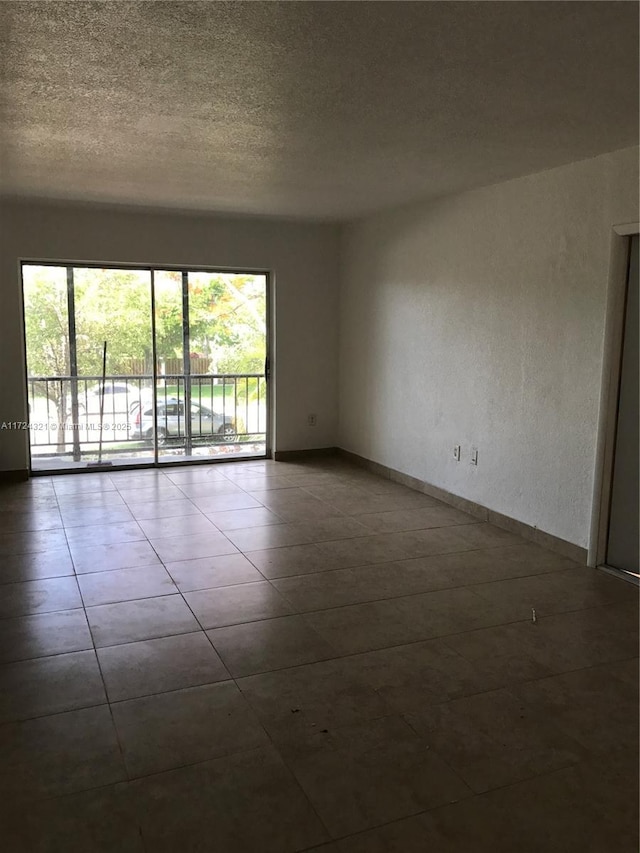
<box><xmin>1</xmin><ymin>1</ymin><xmax>638</xmax><ymax>220</ymax></box>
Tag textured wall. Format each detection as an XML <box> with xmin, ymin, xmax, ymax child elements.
<box><xmin>339</xmin><ymin>147</ymin><xmax>639</xmax><ymax>548</ymax></box>
<box><xmin>0</xmin><ymin>201</ymin><xmax>340</xmax><ymax>471</ymax></box>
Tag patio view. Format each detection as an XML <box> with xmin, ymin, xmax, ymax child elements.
<box><xmin>22</xmin><ymin>264</ymin><xmax>268</xmax><ymax>471</ymax></box>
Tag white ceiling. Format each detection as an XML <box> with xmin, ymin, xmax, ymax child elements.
<box><xmin>1</xmin><ymin>1</ymin><xmax>638</xmax><ymax>221</ymax></box>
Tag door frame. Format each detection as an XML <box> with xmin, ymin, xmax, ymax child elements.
<box><xmin>588</xmin><ymin>222</ymin><xmax>639</xmax><ymax>570</ymax></box>
<box><xmin>19</xmin><ymin>259</ymin><xmax>273</xmax><ymax>473</ymax></box>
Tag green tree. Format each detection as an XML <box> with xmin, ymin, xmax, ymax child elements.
<box><xmin>73</xmin><ymin>268</ymin><xmax>153</xmax><ymax>375</ymax></box>
<box><xmin>155</xmin><ymin>272</ymin><xmax>266</xmax><ymax>377</ymax></box>
<box><xmin>23</xmin><ymin>269</ymin><xmax>72</xmax><ymax>451</ymax></box>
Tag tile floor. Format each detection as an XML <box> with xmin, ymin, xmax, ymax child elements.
<box><xmin>0</xmin><ymin>457</ymin><xmax>637</xmax><ymax>852</ymax></box>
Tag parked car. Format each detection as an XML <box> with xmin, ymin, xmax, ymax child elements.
<box><xmin>79</xmin><ymin>382</ymin><xmax>146</xmax><ymax>415</ymax></box>
<box><xmin>130</xmin><ymin>398</ymin><xmax>237</xmax><ymax>444</ymax></box>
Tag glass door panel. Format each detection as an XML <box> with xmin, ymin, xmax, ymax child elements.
<box><xmin>73</xmin><ymin>268</ymin><xmax>153</xmax><ymax>467</ymax></box>
<box><xmin>23</xmin><ymin>265</ymin><xmax>71</xmax><ymax>471</ymax></box>
<box><xmin>153</xmin><ymin>270</ymin><xmax>188</xmax><ymax>461</ymax></box>
<box><xmin>186</xmin><ymin>271</ymin><xmax>267</xmax><ymax>460</ymax></box>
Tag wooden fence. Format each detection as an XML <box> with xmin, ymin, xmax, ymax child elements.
<box><xmin>119</xmin><ymin>357</ymin><xmax>210</xmax><ymax>375</ymax></box>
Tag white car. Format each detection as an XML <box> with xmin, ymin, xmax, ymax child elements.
<box><xmin>78</xmin><ymin>382</ymin><xmax>146</xmax><ymax>415</ymax></box>
<box><xmin>130</xmin><ymin>398</ymin><xmax>237</xmax><ymax>445</ymax></box>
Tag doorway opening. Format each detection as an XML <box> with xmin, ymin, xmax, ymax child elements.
<box><xmin>21</xmin><ymin>263</ymin><xmax>270</xmax><ymax>473</ymax></box>
<box><xmin>592</xmin><ymin>230</ymin><xmax>639</xmax><ymax>583</ymax></box>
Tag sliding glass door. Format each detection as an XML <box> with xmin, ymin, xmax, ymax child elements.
<box><xmin>22</xmin><ymin>263</ymin><xmax>268</xmax><ymax>472</ymax></box>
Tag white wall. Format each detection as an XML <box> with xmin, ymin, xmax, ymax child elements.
<box><xmin>0</xmin><ymin>201</ymin><xmax>340</xmax><ymax>471</ymax></box>
<box><xmin>339</xmin><ymin>147</ymin><xmax>639</xmax><ymax>549</ymax></box>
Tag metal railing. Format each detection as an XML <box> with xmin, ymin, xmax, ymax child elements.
<box><xmin>26</xmin><ymin>373</ymin><xmax>267</xmax><ymax>458</ymax></box>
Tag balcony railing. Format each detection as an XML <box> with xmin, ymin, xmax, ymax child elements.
<box><xmin>26</xmin><ymin>373</ymin><xmax>267</xmax><ymax>459</ymax></box>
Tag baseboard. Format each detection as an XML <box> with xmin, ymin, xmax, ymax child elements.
<box><xmin>0</xmin><ymin>469</ymin><xmax>30</xmax><ymax>483</ymax></box>
<box><xmin>273</xmin><ymin>447</ymin><xmax>339</xmax><ymax>462</ymax></box>
<box><xmin>337</xmin><ymin>448</ymin><xmax>588</xmax><ymax>565</ymax></box>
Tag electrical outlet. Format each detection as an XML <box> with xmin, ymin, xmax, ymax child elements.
<box><xmin>470</xmin><ymin>447</ymin><xmax>478</xmax><ymax>466</ymax></box>
<box><xmin>308</xmin><ymin>413</ymin><xmax>317</xmax><ymax>427</ymax></box>
<box><xmin>453</xmin><ymin>445</ymin><xmax>461</xmax><ymax>461</ymax></box>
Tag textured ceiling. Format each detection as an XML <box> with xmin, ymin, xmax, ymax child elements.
<box><xmin>1</xmin><ymin>1</ymin><xmax>638</xmax><ymax>221</ymax></box>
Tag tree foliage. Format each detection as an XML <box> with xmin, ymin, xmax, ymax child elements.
<box><xmin>24</xmin><ymin>265</ymin><xmax>266</xmax><ymax>382</ymax></box>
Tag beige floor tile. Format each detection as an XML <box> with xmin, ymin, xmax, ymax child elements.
<box><xmin>71</xmin><ymin>540</ymin><xmax>161</xmax><ymax>573</ymax></box>
<box><xmin>395</xmin><ymin>546</ymin><xmax>574</xmax><ymax>591</ymax></box>
<box><xmin>456</xmin><ymin>522</ymin><xmax>523</xmax><ymax>549</ymax></box>
<box><xmin>332</xmin><ymin>492</ymin><xmax>439</xmax><ymax>516</ymax></box>
<box><xmin>111</xmin><ymin>681</ymin><xmax>269</xmax><ymax>777</ymax></box>
<box><xmin>165</xmin><ymin>552</ymin><xmax>264</xmax><ymax>591</ymax></box>
<box><xmin>0</xmin><ymin>575</ymin><xmax>82</xmax><ymax>618</ymax></box>
<box><xmin>116</xmin><ymin>485</ymin><xmax>186</xmax><ymax>504</ymax></box>
<box><xmin>65</xmin><ymin>520</ymin><xmax>145</xmax><ymax>547</ymax></box>
<box><xmin>279</xmin><ymin>472</ymin><xmax>343</xmax><ymax>489</ymax></box>
<box><xmin>61</xmin><ymin>505</ymin><xmax>135</xmax><ymax>527</ymax></box>
<box><xmin>245</xmin><ymin>543</ymin><xmax>343</xmax><ymax>579</ymax></box>
<box><xmin>0</xmin><ymin>608</ymin><xmax>93</xmax><ymax>664</ymax></box>
<box><xmin>0</xmin><ymin>493</ymin><xmax>59</xmax><ymax>513</ymax></box>
<box><xmin>225</xmin><ymin>523</ymin><xmax>314</xmax><ymax>551</ymax></box>
<box><xmin>87</xmin><ymin>594</ymin><xmax>200</xmax><ymax>647</ymax></box>
<box><xmin>0</xmin><ymin>548</ymin><xmax>74</xmax><ymax>584</ymax></box>
<box><xmin>109</xmin><ymin>471</ymin><xmax>169</xmax><ymax>487</ymax></box>
<box><xmin>207</xmin><ymin>614</ymin><xmax>336</xmax><ymax>676</ymax></box>
<box><xmin>272</xmin><ymin>500</ymin><xmax>346</xmax><ymax>523</ymax></box>
<box><xmin>184</xmin><ymin>581</ymin><xmax>293</xmax><ymax>628</ymax></box>
<box><xmin>299</xmin><ymin>483</ymin><xmax>376</xmax><ymax>503</ymax></box>
<box><xmin>130</xmin><ymin>746</ymin><xmax>329</xmax><ymax>852</ymax></box>
<box><xmin>343</xmin><ymin>639</ymin><xmax>503</xmax><ymax>713</ymax></box>
<box><xmin>512</xmin><ymin>663</ymin><xmax>639</xmax><ymax>756</ymax></box>
<box><xmin>56</xmin><ymin>490</ymin><xmax>128</xmax><ymax>510</ymax></box>
<box><xmin>204</xmin><ymin>506</ymin><xmax>283</xmax><ymax>530</ymax></box>
<box><xmin>357</xmin><ymin>506</ymin><xmax>478</xmax><ymax>533</ymax></box>
<box><xmin>164</xmin><ymin>468</ymin><xmax>228</xmax><ymax>484</ymax></box>
<box><xmin>0</xmin><ymin>528</ymin><xmax>68</xmax><ymax>556</ymax></box>
<box><xmin>191</xmin><ymin>493</ymin><xmax>263</xmax><ymax>513</ymax></box>
<box><xmin>335</xmin><ymin>473</ymin><xmax>422</xmax><ymax>496</ymax></box>
<box><xmin>78</xmin><ymin>565</ymin><xmax>178</xmax><ymax>607</ymax></box>
<box><xmin>388</xmin><ymin>525</ymin><xmax>481</xmax><ymax>558</ymax></box>
<box><xmin>237</xmin><ymin>658</ymin><xmax>389</xmax><ymax>748</ymax></box>
<box><xmin>287</xmin><ymin>715</ymin><xmax>471</xmax><ymax>838</ymax></box>
<box><xmin>304</xmin><ymin>598</ymin><xmax>426</xmax><ymax>655</ymax></box>
<box><xmin>335</xmin><ymin>812</ymin><xmax>440</xmax><ymax>853</ymax></box>
<box><xmin>126</xmin><ymin>498</ymin><xmax>202</xmax><ymax>519</ymax></box>
<box><xmin>53</xmin><ymin>475</ymin><xmax>116</xmax><ymax>494</ymax></box>
<box><xmin>0</xmin><ymin>508</ymin><xmax>63</xmax><ymax>534</ymax></box>
<box><xmin>272</xmin><ymin>565</ymin><xmax>394</xmax><ymax>611</ymax></box>
<box><xmin>368</xmin><ymin>755</ymin><xmax>639</xmax><ymax>853</ymax></box>
<box><xmin>149</xmin><ymin>531</ymin><xmax>237</xmax><ymax>562</ymax></box>
<box><xmin>272</xmin><ymin>559</ymin><xmax>494</xmax><ymax>612</ymax></box>
<box><xmin>236</xmin><ymin>485</ymin><xmax>305</xmax><ymax>503</ymax></box>
<box><xmin>0</xmin><ymin>650</ymin><xmax>106</xmax><ymax>722</ymax></box>
<box><xmin>289</xmin><ymin>516</ymin><xmax>372</xmax><ymax>542</ymax></box>
<box><xmin>232</xmin><ymin>475</ymin><xmax>297</xmax><ymax>491</ymax></box>
<box><xmin>443</xmin><ymin>601</ymin><xmax>639</xmax><ymax>684</ymax></box>
<box><xmin>607</xmin><ymin>656</ymin><xmax>640</xmax><ymax>687</ymax></box>
<box><xmin>404</xmin><ymin>687</ymin><xmax>585</xmax><ymax>793</ymax></box>
<box><xmin>315</xmin><ymin>534</ymin><xmax>414</xmax><ymax>567</ymax></box>
<box><xmin>0</xmin><ymin>783</ymin><xmax>144</xmax><ymax>853</ymax></box>
<box><xmin>0</xmin><ymin>705</ymin><xmax>126</xmax><ymax>803</ymax></box>
<box><xmin>135</xmin><ymin>512</ymin><xmax>220</xmax><ymax>539</ymax></box>
<box><xmin>493</xmin><ymin>542</ymin><xmax>582</xmax><ymax>572</ymax></box>
<box><xmin>471</xmin><ymin>565</ymin><xmax>636</xmax><ymax>619</ymax></box>
<box><xmin>393</xmin><ymin>586</ymin><xmax>514</xmax><ymax>638</ymax></box>
<box><xmin>176</xmin><ymin>480</ymin><xmax>245</xmax><ymax>498</ymax></box>
<box><xmin>97</xmin><ymin>632</ymin><xmax>229</xmax><ymax>701</ymax></box>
